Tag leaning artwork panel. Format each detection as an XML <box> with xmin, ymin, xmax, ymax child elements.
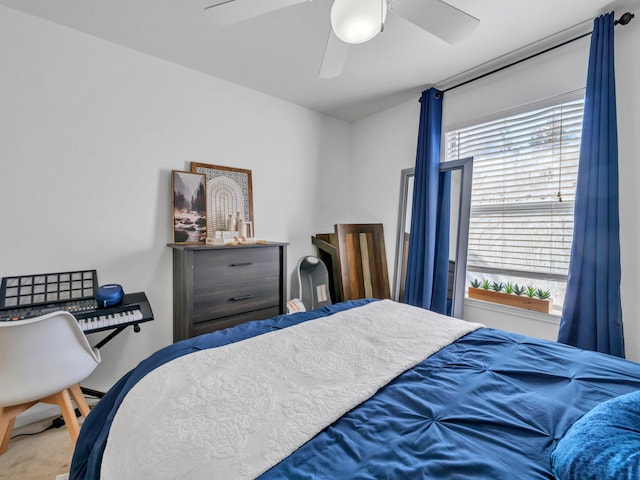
<box><xmin>191</xmin><ymin>162</ymin><xmax>254</xmax><ymax>237</ymax></box>
<box><xmin>171</xmin><ymin>170</ymin><xmax>208</xmax><ymax>244</ymax></box>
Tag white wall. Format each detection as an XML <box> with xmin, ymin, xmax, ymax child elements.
<box><xmin>615</xmin><ymin>12</ymin><xmax>640</xmax><ymax>362</ymax></box>
<box><xmin>350</xmin><ymin>11</ymin><xmax>640</xmax><ymax>362</ymax></box>
<box><xmin>3</xmin><ymin>4</ymin><xmax>640</xmax><ymax>430</ymax></box>
<box><xmin>0</xmin><ymin>4</ymin><xmax>351</xmax><ymax>417</ymax></box>
<box><xmin>350</xmin><ymin>99</ymin><xmax>421</xmax><ymax>287</ymax></box>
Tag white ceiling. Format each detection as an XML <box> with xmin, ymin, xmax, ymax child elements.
<box><xmin>1</xmin><ymin>0</ymin><xmax>638</xmax><ymax>122</ymax></box>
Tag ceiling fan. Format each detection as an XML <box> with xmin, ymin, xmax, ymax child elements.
<box><xmin>203</xmin><ymin>0</ymin><xmax>479</xmax><ymax>79</ymax></box>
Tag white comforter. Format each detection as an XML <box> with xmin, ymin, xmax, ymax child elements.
<box><xmin>102</xmin><ymin>300</ymin><xmax>482</xmax><ymax>479</ymax></box>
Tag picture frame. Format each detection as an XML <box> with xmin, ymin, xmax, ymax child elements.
<box><xmin>172</xmin><ymin>170</ymin><xmax>208</xmax><ymax>244</ymax></box>
<box><xmin>190</xmin><ymin>162</ymin><xmax>254</xmax><ymax>237</ymax></box>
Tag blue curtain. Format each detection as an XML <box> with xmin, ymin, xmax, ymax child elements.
<box><xmin>557</xmin><ymin>12</ymin><xmax>624</xmax><ymax>357</ymax></box>
<box><xmin>431</xmin><ymin>171</ymin><xmax>452</xmax><ymax>314</ymax></box>
<box><xmin>404</xmin><ymin>88</ymin><xmax>450</xmax><ymax>314</ymax></box>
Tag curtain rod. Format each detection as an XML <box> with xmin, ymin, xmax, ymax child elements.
<box><xmin>431</xmin><ymin>11</ymin><xmax>635</xmax><ymax>95</ymax></box>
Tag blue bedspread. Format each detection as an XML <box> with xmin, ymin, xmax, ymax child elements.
<box><xmin>71</xmin><ymin>300</ymin><xmax>640</xmax><ymax>479</ymax></box>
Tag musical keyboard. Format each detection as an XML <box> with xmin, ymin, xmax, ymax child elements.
<box><xmin>0</xmin><ymin>291</ymin><xmax>154</xmax><ymax>335</ymax></box>
<box><xmin>74</xmin><ymin>292</ymin><xmax>153</xmax><ymax>334</ymax></box>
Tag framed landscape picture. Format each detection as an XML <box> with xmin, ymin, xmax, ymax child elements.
<box><xmin>190</xmin><ymin>162</ymin><xmax>254</xmax><ymax>237</ymax></box>
<box><xmin>172</xmin><ymin>170</ymin><xmax>208</xmax><ymax>244</ymax></box>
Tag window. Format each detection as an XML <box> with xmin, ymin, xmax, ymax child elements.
<box><xmin>445</xmin><ymin>97</ymin><xmax>584</xmax><ymax>311</ymax></box>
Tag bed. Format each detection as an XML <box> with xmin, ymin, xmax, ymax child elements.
<box><xmin>70</xmin><ymin>299</ymin><xmax>640</xmax><ymax>479</ymax></box>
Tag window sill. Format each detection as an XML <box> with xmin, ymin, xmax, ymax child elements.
<box><xmin>464</xmin><ymin>297</ymin><xmax>561</xmax><ymax>326</ymax></box>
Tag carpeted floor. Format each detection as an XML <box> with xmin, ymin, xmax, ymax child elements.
<box><xmin>0</xmin><ymin>415</ymin><xmax>77</xmax><ymax>480</ymax></box>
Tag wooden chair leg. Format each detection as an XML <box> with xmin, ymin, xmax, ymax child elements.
<box><xmin>69</xmin><ymin>383</ymin><xmax>91</xmax><ymax>418</ymax></box>
<box><xmin>0</xmin><ymin>406</ymin><xmax>15</xmax><ymax>456</ymax></box>
<box><xmin>0</xmin><ymin>402</ymin><xmax>38</xmax><ymax>455</ymax></box>
<box><xmin>68</xmin><ymin>384</ymin><xmax>91</xmax><ymax>418</ymax></box>
<box><xmin>41</xmin><ymin>390</ymin><xmax>81</xmax><ymax>444</ymax></box>
<box><xmin>57</xmin><ymin>390</ymin><xmax>81</xmax><ymax>443</ymax></box>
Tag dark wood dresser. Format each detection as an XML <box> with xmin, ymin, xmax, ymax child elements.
<box><xmin>169</xmin><ymin>242</ymin><xmax>288</xmax><ymax>342</ymax></box>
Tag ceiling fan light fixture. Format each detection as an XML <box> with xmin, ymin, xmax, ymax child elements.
<box><xmin>330</xmin><ymin>0</ymin><xmax>387</xmax><ymax>44</ymax></box>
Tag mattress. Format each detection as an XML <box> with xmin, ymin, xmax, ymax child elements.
<box><xmin>70</xmin><ymin>299</ymin><xmax>640</xmax><ymax>479</ymax></box>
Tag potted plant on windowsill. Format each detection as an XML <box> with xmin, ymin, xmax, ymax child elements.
<box><xmin>468</xmin><ymin>279</ymin><xmax>553</xmax><ymax>314</ymax></box>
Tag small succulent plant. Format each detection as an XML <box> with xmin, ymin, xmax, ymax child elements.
<box><xmin>535</xmin><ymin>288</ymin><xmax>551</xmax><ymax>299</ymax></box>
<box><xmin>504</xmin><ymin>282</ymin><xmax>514</xmax><ymax>294</ymax></box>
<box><xmin>490</xmin><ymin>281</ymin><xmax>504</xmax><ymax>292</ymax></box>
<box><xmin>481</xmin><ymin>279</ymin><xmax>491</xmax><ymax>290</ymax></box>
<box><xmin>513</xmin><ymin>284</ymin><xmax>526</xmax><ymax>296</ymax></box>
<box><xmin>470</xmin><ymin>278</ymin><xmax>481</xmax><ymax>288</ymax></box>
<box><xmin>524</xmin><ymin>285</ymin><xmax>536</xmax><ymax>298</ymax></box>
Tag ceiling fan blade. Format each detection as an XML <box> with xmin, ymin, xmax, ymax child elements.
<box><xmin>204</xmin><ymin>0</ymin><xmax>311</xmax><ymax>27</ymax></box>
<box><xmin>391</xmin><ymin>0</ymin><xmax>479</xmax><ymax>44</ymax></box>
<box><xmin>318</xmin><ymin>30</ymin><xmax>349</xmax><ymax>79</ymax></box>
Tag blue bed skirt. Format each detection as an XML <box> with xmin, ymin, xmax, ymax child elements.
<box><xmin>71</xmin><ymin>299</ymin><xmax>640</xmax><ymax>479</ymax></box>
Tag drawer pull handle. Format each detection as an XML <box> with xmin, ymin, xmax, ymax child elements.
<box><xmin>229</xmin><ymin>262</ymin><xmax>253</xmax><ymax>267</ymax></box>
<box><xmin>231</xmin><ymin>294</ymin><xmax>255</xmax><ymax>301</ymax></box>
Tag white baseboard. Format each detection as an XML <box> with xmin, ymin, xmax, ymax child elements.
<box><xmin>14</xmin><ymin>403</ymin><xmax>60</xmax><ymax>428</ymax></box>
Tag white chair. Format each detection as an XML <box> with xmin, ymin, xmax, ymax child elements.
<box><xmin>0</xmin><ymin>311</ymin><xmax>101</xmax><ymax>455</ymax></box>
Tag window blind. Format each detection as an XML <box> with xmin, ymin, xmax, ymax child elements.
<box><xmin>445</xmin><ymin>99</ymin><xmax>584</xmax><ymax>284</ymax></box>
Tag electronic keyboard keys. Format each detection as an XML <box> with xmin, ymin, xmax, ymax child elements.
<box><xmin>78</xmin><ymin>308</ymin><xmax>144</xmax><ymax>333</ymax></box>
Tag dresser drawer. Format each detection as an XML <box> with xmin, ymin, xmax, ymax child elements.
<box><xmin>192</xmin><ymin>276</ymin><xmax>280</xmax><ymax>323</ymax></box>
<box><xmin>191</xmin><ymin>306</ymin><xmax>281</xmax><ymax>337</ymax></box>
<box><xmin>193</xmin><ymin>247</ymin><xmax>279</xmax><ymax>286</ymax></box>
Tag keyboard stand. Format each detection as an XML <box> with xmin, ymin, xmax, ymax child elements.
<box><xmin>92</xmin><ymin>322</ymin><xmax>142</xmax><ymax>350</ymax></box>
<box><xmin>82</xmin><ymin>321</ymin><xmax>146</xmax><ymax>398</ymax></box>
